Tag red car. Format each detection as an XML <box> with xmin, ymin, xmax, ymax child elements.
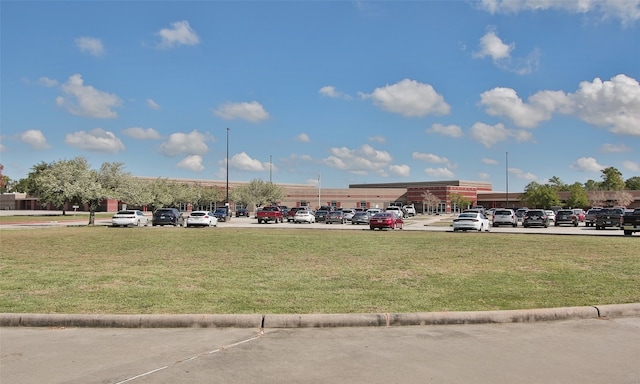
<box><xmin>369</xmin><ymin>212</ymin><xmax>403</xmax><ymax>230</ymax></box>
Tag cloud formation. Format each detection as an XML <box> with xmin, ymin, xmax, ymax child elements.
<box><xmin>122</xmin><ymin>127</ymin><xmax>162</xmax><ymax>140</ymax></box>
<box><xmin>20</xmin><ymin>129</ymin><xmax>50</xmax><ymax>149</ymax></box>
<box><xmin>176</xmin><ymin>155</ymin><xmax>204</xmax><ymax>172</ymax></box>
<box><xmin>229</xmin><ymin>152</ymin><xmax>270</xmax><ymax>171</ymax></box>
<box><xmin>65</xmin><ymin>128</ymin><xmax>125</xmax><ymax>153</ymax></box>
<box><xmin>159</xmin><ymin>130</ymin><xmax>210</xmax><ymax>156</ymax></box>
<box><xmin>75</xmin><ymin>36</ymin><xmax>105</xmax><ymax>57</ymax></box>
<box><xmin>157</xmin><ymin>20</ymin><xmax>200</xmax><ymax>48</ymax></box>
<box><xmin>55</xmin><ymin>74</ymin><xmax>122</xmax><ymax>118</ymax></box>
<box><xmin>360</xmin><ymin>79</ymin><xmax>450</xmax><ymax>117</ymax></box>
<box><xmin>323</xmin><ymin>144</ymin><xmax>397</xmax><ymax>176</ymax></box>
<box><xmin>214</xmin><ymin>101</ymin><xmax>270</xmax><ymax>122</ymax></box>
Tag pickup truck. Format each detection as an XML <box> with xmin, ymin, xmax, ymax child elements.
<box><xmin>594</xmin><ymin>207</ymin><xmax>625</xmax><ymax>230</ymax></box>
<box><xmin>584</xmin><ymin>207</ymin><xmax>602</xmax><ymax>227</ymax></box>
<box><xmin>622</xmin><ymin>208</ymin><xmax>640</xmax><ymax>236</ymax></box>
<box><xmin>256</xmin><ymin>206</ymin><xmax>284</xmax><ymax>224</ymax></box>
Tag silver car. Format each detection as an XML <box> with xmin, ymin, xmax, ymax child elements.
<box><xmin>492</xmin><ymin>209</ymin><xmax>517</xmax><ymax>227</ymax></box>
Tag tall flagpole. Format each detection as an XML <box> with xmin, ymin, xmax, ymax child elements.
<box><xmin>506</xmin><ymin>151</ymin><xmax>509</xmax><ymax>208</ymax></box>
<box><xmin>318</xmin><ymin>173</ymin><xmax>321</xmax><ymax>209</ymax></box>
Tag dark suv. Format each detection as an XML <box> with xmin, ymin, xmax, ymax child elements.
<box><xmin>214</xmin><ymin>207</ymin><xmax>231</xmax><ymax>222</ymax></box>
<box><xmin>522</xmin><ymin>209</ymin><xmax>549</xmax><ymax>228</ymax></box>
<box><xmin>152</xmin><ymin>208</ymin><xmax>184</xmax><ymax>227</ymax></box>
<box><xmin>555</xmin><ymin>209</ymin><xmax>578</xmax><ymax>226</ymax></box>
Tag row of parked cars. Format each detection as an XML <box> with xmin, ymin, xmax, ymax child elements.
<box><xmin>287</xmin><ymin>207</ymin><xmax>405</xmax><ymax>230</ymax></box>
<box><xmin>111</xmin><ymin>207</ymin><xmax>232</xmax><ymax>228</ymax></box>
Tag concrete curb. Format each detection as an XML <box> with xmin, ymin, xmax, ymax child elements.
<box><xmin>2</xmin><ymin>303</ymin><xmax>639</xmax><ymax>328</ymax></box>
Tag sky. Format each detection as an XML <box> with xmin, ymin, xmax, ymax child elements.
<box><xmin>1</xmin><ymin>0</ymin><xmax>639</xmax><ymax>192</ymax></box>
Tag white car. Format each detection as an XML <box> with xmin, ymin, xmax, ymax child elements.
<box><xmin>111</xmin><ymin>210</ymin><xmax>149</xmax><ymax>227</ymax></box>
<box><xmin>341</xmin><ymin>208</ymin><xmax>356</xmax><ymax>221</ymax></box>
<box><xmin>186</xmin><ymin>211</ymin><xmax>218</xmax><ymax>227</ymax></box>
<box><xmin>452</xmin><ymin>212</ymin><xmax>491</xmax><ymax>232</ymax></box>
<box><xmin>545</xmin><ymin>210</ymin><xmax>556</xmax><ymax>224</ymax></box>
<box><xmin>294</xmin><ymin>210</ymin><xmax>315</xmax><ymax>223</ymax></box>
<box><xmin>492</xmin><ymin>209</ymin><xmax>517</xmax><ymax>227</ymax></box>
<box><xmin>385</xmin><ymin>206</ymin><xmax>404</xmax><ymax>218</ymax></box>
<box><xmin>403</xmin><ymin>205</ymin><xmax>416</xmax><ymax>217</ymax></box>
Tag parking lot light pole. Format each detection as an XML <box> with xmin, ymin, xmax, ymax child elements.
<box><xmin>226</xmin><ymin>128</ymin><xmax>230</xmax><ymax>208</ymax></box>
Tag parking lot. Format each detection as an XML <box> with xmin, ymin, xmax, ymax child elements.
<box><xmin>0</xmin><ymin>211</ymin><xmax>632</xmax><ymax>236</ymax></box>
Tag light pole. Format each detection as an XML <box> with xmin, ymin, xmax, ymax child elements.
<box><xmin>506</xmin><ymin>151</ymin><xmax>509</xmax><ymax>208</ymax></box>
<box><xmin>226</xmin><ymin>128</ymin><xmax>230</xmax><ymax>208</ymax></box>
<box><xmin>269</xmin><ymin>155</ymin><xmax>272</xmax><ymax>183</ymax></box>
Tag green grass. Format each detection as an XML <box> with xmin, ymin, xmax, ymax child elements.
<box><xmin>1</xmin><ymin>226</ymin><xmax>638</xmax><ymax>314</ymax></box>
<box><xmin>0</xmin><ymin>213</ymin><xmax>113</xmax><ymax>224</ymax></box>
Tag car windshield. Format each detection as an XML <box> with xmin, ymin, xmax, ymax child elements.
<box><xmin>214</xmin><ymin>209</ymin><xmax>226</xmax><ymax>213</ymax></box>
<box><xmin>191</xmin><ymin>212</ymin><xmax>206</xmax><ymax>217</ymax></box>
<box><xmin>458</xmin><ymin>213</ymin><xmax>476</xmax><ymax>218</ymax></box>
<box><xmin>495</xmin><ymin>210</ymin><xmax>511</xmax><ymax>215</ymax></box>
<box><xmin>116</xmin><ymin>211</ymin><xmax>135</xmax><ymax>215</ymax></box>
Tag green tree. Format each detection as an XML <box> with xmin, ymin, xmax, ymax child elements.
<box><xmin>565</xmin><ymin>182</ymin><xmax>589</xmax><ymax>209</ymax></box>
<box><xmin>230</xmin><ymin>179</ymin><xmax>285</xmax><ymax>210</ymax></box>
<box><xmin>520</xmin><ymin>182</ymin><xmax>560</xmax><ymax>209</ymax></box>
<box><xmin>583</xmin><ymin>179</ymin><xmax>601</xmax><ymax>191</ymax></box>
<box><xmin>547</xmin><ymin>176</ymin><xmax>567</xmax><ymax>191</ymax></box>
<box><xmin>600</xmin><ymin>167</ymin><xmax>625</xmax><ymax>191</ymax></box>
<box><xmin>625</xmin><ymin>176</ymin><xmax>640</xmax><ymax>190</ymax></box>
<box><xmin>448</xmin><ymin>192</ymin><xmax>470</xmax><ymax>212</ymax></box>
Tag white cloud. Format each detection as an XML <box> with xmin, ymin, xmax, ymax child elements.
<box><xmin>323</xmin><ymin>144</ymin><xmax>393</xmax><ymax>176</ymax></box>
<box><xmin>122</xmin><ymin>127</ymin><xmax>162</xmax><ymax>140</ymax></box>
<box><xmin>229</xmin><ymin>152</ymin><xmax>269</xmax><ymax>172</ymax></box>
<box><xmin>55</xmin><ymin>74</ymin><xmax>122</xmax><ymax>118</ymax></box>
<box><xmin>290</xmin><ymin>153</ymin><xmax>313</xmax><ymax>162</ymax></box>
<box><xmin>157</xmin><ymin>20</ymin><xmax>200</xmax><ymax>48</ymax></box>
<box><xmin>389</xmin><ymin>164</ymin><xmax>410</xmax><ymax>177</ymax></box>
<box><xmin>473</xmin><ymin>28</ymin><xmax>540</xmax><ymax>74</ymax></box>
<box><xmin>424</xmin><ymin>167</ymin><xmax>455</xmax><ymax>179</ymax></box>
<box><xmin>600</xmin><ymin>143</ymin><xmax>630</xmax><ymax>153</ymax></box>
<box><xmin>478</xmin><ymin>74</ymin><xmax>640</xmax><ymax>135</ymax></box>
<box><xmin>159</xmin><ymin>130</ymin><xmax>210</xmax><ymax>156</ymax></box>
<box><xmin>623</xmin><ymin>160</ymin><xmax>640</xmax><ymax>172</ymax></box>
<box><xmin>75</xmin><ymin>36</ymin><xmax>104</xmax><ymax>57</ymax></box>
<box><xmin>360</xmin><ymin>78</ymin><xmax>450</xmax><ymax>117</ymax></box>
<box><xmin>571</xmin><ymin>74</ymin><xmax>640</xmax><ymax>136</ymax></box>
<box><xmin>473</xmin><ymin>29</ymin><xmax>513</xmax><ymax>61</ymax></box>
<box><xmin>147</xmin><ymin>99</ymin><xmax>160</xmax><ymax>110</ymax></box>
<box><xmin>570</xmin><ymin>157</ymin><xmax>605</xmax><ymax>172</ymax></box>
<box><xmin>482</xmin><ymin>158</ymin><xmax>499</xmax><ymax>165</ymax></box>
<box><xmin>176</xmin><ymin>155</ymin><xmax>204</xmax><ymax>172</ymax></box>
<box><xmin>65</xmin><ymin>128</ymin><xmax>125</xmax><ymax>153</ymax></box>
<box><xmin>214</xmin><ymin>101</ymin><xmax>270</xmax><ymax>122</ymax></box>
<box><xmin>478</xmin><ymin>172</ymin><xmax>491</xmax><ymax>180</ymax></box>
<box><xmin>426</xmin><ymin>123</ymin><xmax>463</xmax><ymax>138</ymax></box>
<box><xmin>319</xmin><ymin>86</ymin><xmax>351</xmax><ymax>99</ymax></box>
<box><xmin>295</xmin><ymin>133</ymin><xmax>311</xmax><ymax>143</ymax></box>
<box><xmin>478</xmin><ymin>0</ymin><xmax>640</xmax><ymax>26</ymax></box>
<box><xmin>412</xmin><ymin>152</ymin><xmax>449</xmax><ymax>164</ymax></box>
<box><xmin>20</xmin><ymin>129</ymin><xmax>50</xmax><ymax>149</ymax></box>
<box><xmin>38</xmin><ymin>77</ymin><xmax>58</xmax><ymax>87</ymax></box>
<box><xmin>469</xmin><ymin>122</ymin><xmax>534</xmax><ymax>147</ymax></box>
<box><xmin>509</xmin><ymin>167</ymin><xmax>538</xmax><ymax>181</ymax></box>
<box><xmin>368</xmin><ymin>135</ymin><xmax>386</xmax><ymax>143</ymax></box>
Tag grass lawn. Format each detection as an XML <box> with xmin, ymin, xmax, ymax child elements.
<box><xmin>1</xmin><ymin>226</ymin><xmax>638</xmax><ymax>314</ymax></box>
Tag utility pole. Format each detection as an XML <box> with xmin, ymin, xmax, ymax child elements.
<box><xmin>506</xmin><ymin>151</ymin><xmax>509</xmax><ymax>208</ymax></box>
<box><xmin>269</xmin><ymin>155</ymin><xmax>272</xmax><ymax>183</ymax></box>
<box><xmin>226</xmin><ymin>128</ymin><xmax>230</xmax><ymax>208</ymax></box>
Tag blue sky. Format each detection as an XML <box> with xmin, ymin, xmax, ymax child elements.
<box><xmin>1</xmin><ymin>0</ymin><xmax>639</xmax><ymax>192</ymax></box>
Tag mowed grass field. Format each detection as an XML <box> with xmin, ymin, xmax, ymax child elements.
<box><xmin>1</xmin><ymin>226</ymin><xmax>638</xmax><ymax>314</ymax></box>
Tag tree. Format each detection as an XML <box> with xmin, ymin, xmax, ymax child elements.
<box><xmin>0</xmin><ymin>164</ymin><xmax>8</xmax><ymax>193</ymax></box>
<box><xmin>230</xmin><ymin>179</ymin><xmax>284</xmax><ymax>210</ymax></box>
<box><xmin>587</xmin><ymin>191</ymin><xmax>607</xmax><ymax>207</ymax></box>
<box><xmin>547</xmin><ymin>176</ymin><xmax>567</xmax><ymax>191</ymax></box>
<box><xmin>421</xmin><ymin>190</ymin><xmax>440</xmax><ymax>214</ymax></box>
<box><xmin>611</xmin><ymin>191</ymin><xmax>633</xmax><ymax>207</ymax></box>
<box><xmin>565</xmin><ymin>182</ymin><xmax>589</xmax><ymax>209</ymax></box>
<box><xmin>600</xmin><ymin>167</ymin><xmax>625</xmax><ymax>191</ymax></box>
<box><xmin>583</xmin><ymin>179</ymin><xmax>601</xmax><ymax>191</ymax></box>
<box><xmin>626</xmin><ymin>176</ymin><xmax>640</xmax><ymax>190</ymax></box>
<box><xmin>448</xmin><ymin>192</ymin><xmax>470</xmax><ymax>213</ymax></box>
<box><xmin>520</xmin><ymin>182</ymin><xmax>560</xmax><ymax>209</ymax></box>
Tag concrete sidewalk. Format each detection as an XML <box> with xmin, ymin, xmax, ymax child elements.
<box><xmin>2</xmin><ymin>303</ymin><xmax>639</xmax><ymax>328</ymax></box>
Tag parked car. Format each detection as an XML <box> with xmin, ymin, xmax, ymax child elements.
<box><xmin>351</xmin><ymin>211</ymin><xmax>371</xmax><ymax>225</ymax></box>
<box><xmin>555</xmin><ymin>209</ymin><xmax>578</xmax><ymax>227</ymax></box>
<box><xmin>545</xmin><ymin>210</ymin><xmax>556</xmax><ymax>224</ymax></box>
<box><xmin>111</xmin><ymin>210</ymin><xmax>149</xmax><ymax>227</ymax></box>
<box><xmin>403</xmin><ymin>205</ymin><xmax>416</xmax><ymax>217</ymax></box>
<box><xmin>452</xmin><ymin>212</ymin><xmax>491</xmax><ymax>232</ymax></box>
<box><xmin>595</xmin><ymin>208</ymin><xmax>625</xmax><ymax>230</ymax></box>
<box><xmin>152</xmin><ymin>208</ymin><xmax>184</xmax><ymax>227</ymax></box>
<box><xmin>572</xmin><ymin>209</ymin><xmax>586</xmax><ymax>223</ymax></box>
<box><xmin>522</xmin><ymin>209</ymin><xmax>549</xmax><ymax>228</ymax></box>
<box><xmin>385</xmin><ymin>206</ymin><xmax>405</xmax><ymax>218</ymax></box>
<box><xmin>341</xmin><ymin>208</ymin><xmax>356</xmax><ymax>222</ymax></box>
<box><xmin>213</xmin><ymin>207</ymin><xmax>231</xmax><ymax>222</ymax></box>
<box><xmin>293</xmin><ymin>210</ymin><xmax>315</xmax><ymax>224</ymax></box>
<box><xmin>515</xmin><ymin>208</ymin><xmax>528</xmax><ymax>223</ymax></box>
<box><xmin>584</xmin><ymin>208</ymin><xmax>602</xmax><ymax>227</ymax></box>
<box><xmin>492</xmin><ymin>209</ymin><xmax>517</xmax><ymax>227</ymax></box>
<box><xmin>325</xmin><ymin>211</ymin><xmax>345</xmax><ymax>224</ymax></box>
<box><xmin>286</xmin><ymin>207</ymin><xmax>306</xmax><ymax>222</ymax></box>
<box><xmin>369</xmin><ymin>212</ymin><xmax>403</xmax><ymax>230</ymax></box>
<box><xmin>256</xmin><ymin>206</ymin><xmax>284</xmax><ymax>224</ymax></box>
<box><xmin>366</xmin><ymin>208</ymin><xmax>382</xmax><ymax>216</ymax></box>
<box><xmin>186</xmin><ymin>211</ymin><xmax>218</xmax><ymax>227</ymax></box>
<box><xmin>235</xmin><ymin>208</ymin><xmax>249</xmax><ymax>217</ymax></box>
<box><xmin>314</xmin><ymin>210</ymin><xmax>329</xmax><ymax>222</ymax></box>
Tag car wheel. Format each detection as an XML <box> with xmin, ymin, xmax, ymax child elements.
<box><xmin>573</xmin><ymin>222</ymin><xmax>578</xmax><ymax>227</ymax></box>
